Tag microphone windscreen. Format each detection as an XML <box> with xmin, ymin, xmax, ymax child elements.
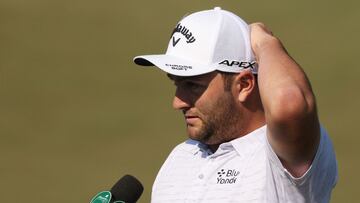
<box><xmin>110</xmin><ymin>175</ymin><xmax>144</xmax><ymax>203</ymax></box>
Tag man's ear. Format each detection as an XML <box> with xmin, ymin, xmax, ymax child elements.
<box><xmin>234</xmin><ymin>70</ymin><xmax>256</xmax><ymax>102</ymax></box>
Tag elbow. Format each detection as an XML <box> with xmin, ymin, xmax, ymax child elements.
<box><xmin>268</xmin><ymin>87</ymin><xmax>317</xmax><ymax>123</ymax></box>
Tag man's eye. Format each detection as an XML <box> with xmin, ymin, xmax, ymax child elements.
<box><xmin>186</xmin><ymin>82</ymin><xmax>199</xmax><ymax>88</ymax></box>
<box><xmin>172</xmin><ymin>80</ymin><xmax>206</xmax><ymax>94</ymax></box>
<box><xmin>185</xmin><ymin>82</ymin><xmax>205</xmax><ymax>92</ymax></box>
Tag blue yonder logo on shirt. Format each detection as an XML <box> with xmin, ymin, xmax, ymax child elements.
<box><xmin>217</xmin><ymin>169</ymin><xmax>240</xmax><ymax>184</ymax></box>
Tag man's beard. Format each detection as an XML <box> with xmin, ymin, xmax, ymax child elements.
<box><xmin>197</xmin><ymin>92</ymin><xmax>242</xmax><ymax>145</ymax></box>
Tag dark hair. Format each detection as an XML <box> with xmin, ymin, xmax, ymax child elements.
<box><xmin>218</xmin><ymin>71</ymin><xmax>258</xmax><ymax>91</ymax></box>
<box><xmin>218</xmin><ymin>71</ymin><xmax>236</xmax><ymax>91</ymax></box>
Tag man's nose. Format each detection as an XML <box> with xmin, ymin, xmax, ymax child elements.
<box><xmin>172</xmin><ymin>88</ymin><xmax>191</xmax><ymax>110</ymax></box>
<box><xmin>172</xmin><ymin>96</ymin><xmax>190</xmax><ymax>110</ymax></box>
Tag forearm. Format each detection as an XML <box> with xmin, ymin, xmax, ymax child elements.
<box><xmin>257</xmin><ymin>36</ymin><xmax>316</xmax><ymax>124</ymax></box>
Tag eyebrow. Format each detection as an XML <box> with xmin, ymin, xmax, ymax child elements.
<box><xmin>166</xmin><ymin>74</ymin><xmax>189</xmax><ymax>82</ymax></box>
<box><xmin>166</xmin><ymin>73</ymin><xmax>205</xmax><ymax>82</ymax></box>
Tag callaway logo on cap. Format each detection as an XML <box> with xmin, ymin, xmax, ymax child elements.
<box><xmin>133</xmin><ymin>7</ymin><xmax>257</xmax><ymax>76</ymax></box>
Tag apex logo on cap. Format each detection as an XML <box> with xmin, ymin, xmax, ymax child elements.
<box><xmin>171</xmin><ymin>23</ymin><xmax>196</xmax><ymax>47</ymax></box>
<box><xmin>219</xmin><ymin>60</ymin><xmax>256</xmax><ymax>70</ymax></box>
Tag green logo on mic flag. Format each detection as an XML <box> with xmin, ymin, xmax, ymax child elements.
<box><xmin>90</xmin><ymin>191</ymin><xmax>112</xmax><ymax>203</ymax></box>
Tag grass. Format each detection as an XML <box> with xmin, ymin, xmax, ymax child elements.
<box><xmin>0</xmin><ymin>0</ymin><xmax>358</xmax><ymax>202</ymax></box>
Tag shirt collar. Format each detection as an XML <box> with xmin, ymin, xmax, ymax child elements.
<box><xmin>183</xmin><ymin>139</ymin><xmax>208</xmax><ymax>155</ymax></box>
<box><xmin>182</xmin><ymin>125</ymin><xmax>267</xmax><ymax>157</ymax></box>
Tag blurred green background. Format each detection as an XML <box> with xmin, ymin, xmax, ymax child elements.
<box><xmin>0</xmin><ymin>0</ymin><xmax>358</xmax><ymax>202</ymax></box>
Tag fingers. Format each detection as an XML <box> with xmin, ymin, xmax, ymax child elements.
<box><xmin>249</xmin><ymin>22</ymin><xmax>276</xmax><ymax>57</ymax></box>
<box><xmin>250</xmin><ymin>22</ymin><xmax>273</xmax><ymax>36</ymax></box>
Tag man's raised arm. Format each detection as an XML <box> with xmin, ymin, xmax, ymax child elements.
<box><xmin>250</xmin><ymin>23</ymin><xmax>320</xmax><ymax>177</ymax></box>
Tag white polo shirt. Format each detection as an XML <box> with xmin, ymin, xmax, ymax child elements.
<box><xmin>151</xmin><ymin>125</ymin><xmax>337</xmax><ymax>203</ymax></box>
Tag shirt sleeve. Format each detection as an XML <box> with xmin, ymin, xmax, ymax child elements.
<box><xmin>265</xmin><ymin>125</ymin><xmax>338</xmax><ymax>202</ymax></box>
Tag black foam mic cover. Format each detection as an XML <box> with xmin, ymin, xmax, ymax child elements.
<box><xmin>110</xmin><ymin>175</ymin><xmax>144</xmax><ymax>203</ymax></box>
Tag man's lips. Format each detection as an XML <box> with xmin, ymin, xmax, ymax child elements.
<box><xmin>184</xmin><ymin>115</ymin><xmax>200</xmax><ymax>124</ymax></box>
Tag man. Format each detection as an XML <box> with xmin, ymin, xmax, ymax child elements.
<box><xmin>134</xmin><ymin>7</ymin><xmax>337</xmax><ymax>203</ymax></box>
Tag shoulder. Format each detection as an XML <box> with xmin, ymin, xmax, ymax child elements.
<box><xmin>231</xmin><ymin>125</ymin><xmax>268</xmax><ymax>156</ymax></box>
<box><xmin>158</xmin><ymin>139</ymin><xmax>204</xmax><ymax>169</ymax></box>
<box><xmin>152</xmin><ymin>139</ymin><xmax>205</xmax><ymax>194</ymax></box>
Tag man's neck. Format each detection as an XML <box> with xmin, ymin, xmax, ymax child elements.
<box><xmin>207</xmin><ymin>112</ymin><xmax>265</xmax><ymax>153</ymax></box>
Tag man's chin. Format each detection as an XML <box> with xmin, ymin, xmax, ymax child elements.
<box><xmin>186</xmin><ymin>128</ymin><xmax>215</xmax><ymax>144</ymax></box>
<box><xmin>186</xmin><ymin>128</ymin><xmax>204</xmax><ymax>141</ymax></box>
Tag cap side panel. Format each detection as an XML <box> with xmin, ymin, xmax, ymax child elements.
<box><xmin>224</xmin><ymin>11</ymin><xmax>253</xmax><ymax>61</ymax></box>
<box><xmin>208</xmin><ymin>10</ymin><xmax>225</xmax><ymax>66</ymax></box>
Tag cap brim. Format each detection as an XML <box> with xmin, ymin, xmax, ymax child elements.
<box><xmin>133</xmin><ymin>54</ymin><xmax>216</xmax><ymax>76</ymax></box>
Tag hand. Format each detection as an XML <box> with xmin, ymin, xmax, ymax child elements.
<box><xmin>249</xmin><ymin>23</ymin><xmax>276</xmax><ymax>59</ymax></box>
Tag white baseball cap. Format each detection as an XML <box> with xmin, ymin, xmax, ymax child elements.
<box><xmin>133</xmin><ymin>7</ymin><xmax>257</xmax><ymax>76</ymax></box>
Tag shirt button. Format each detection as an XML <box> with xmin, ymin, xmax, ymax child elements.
<box><xmin>198</xmin><ymin>174</ymin><xmax>204</xmax><ymax>179</ymax></box>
